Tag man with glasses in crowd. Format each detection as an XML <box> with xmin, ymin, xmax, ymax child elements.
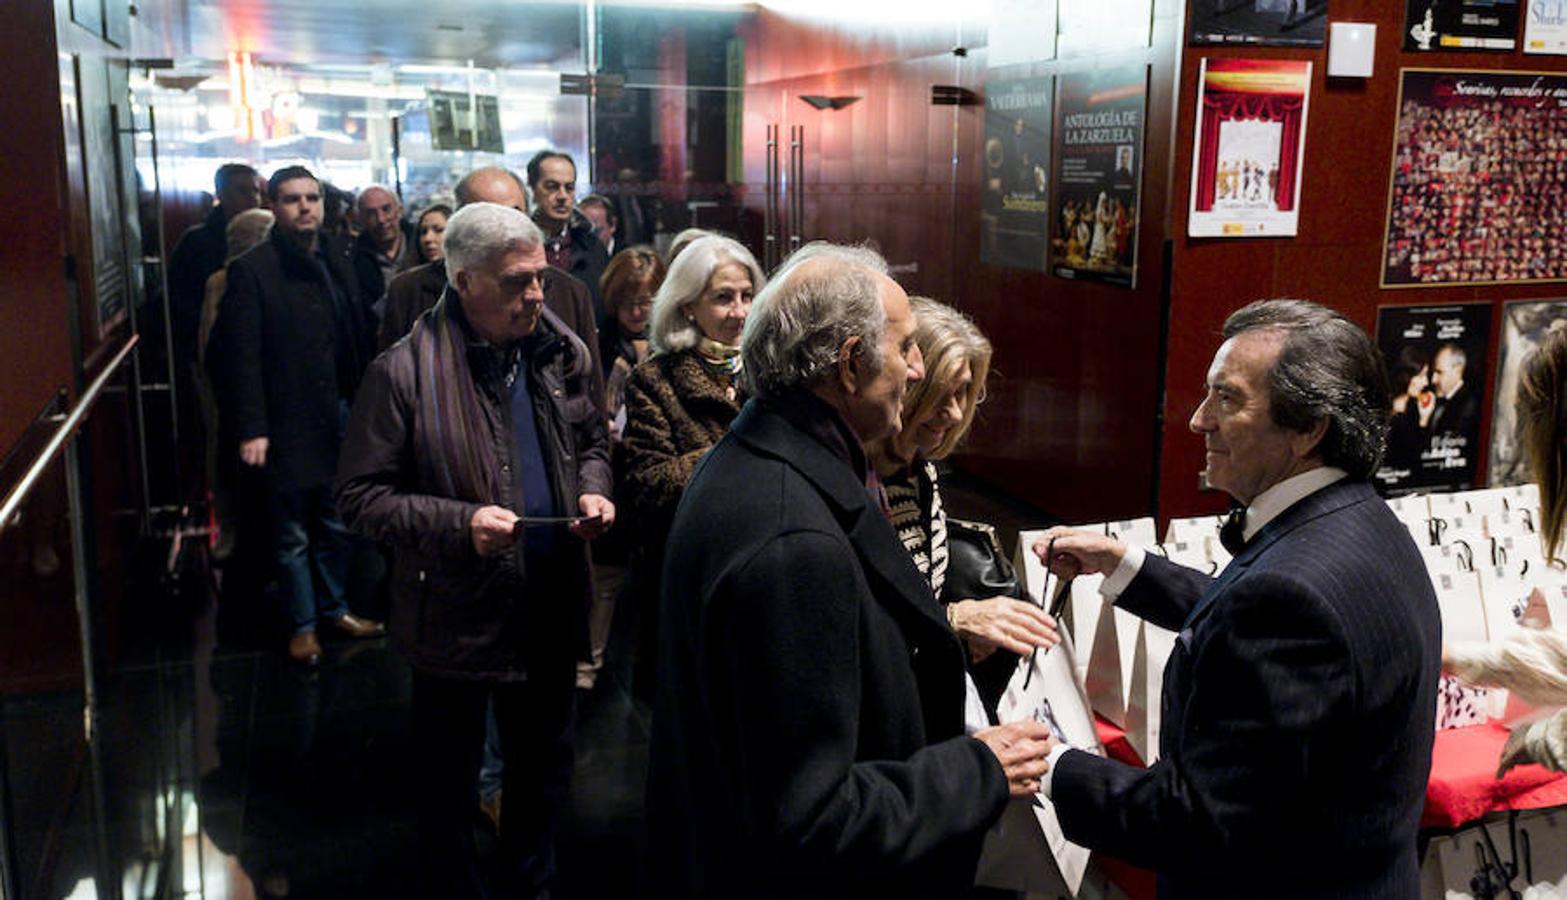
<box><xmin>338</xmin><ymin>202</ymin><xmax>612</xmax><ymax>899</ymax></box>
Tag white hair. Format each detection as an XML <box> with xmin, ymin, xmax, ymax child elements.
<box><xmin>355</xmin><ymin>183</ymin><xmax>399</xmax><ymax>211</ymax></box>
<box><xmin>740</xmin><ymin>241</ymin><xmax>890</xmax><ymax>399</ymax></box>
<box><xmin>648</xmin><ymin>235</ymin><xmax>766</xmax><ymax>354</ymax></box>
<box><xmin>443</xmin><ymin>202</ymin><xmax>543</xmax><ymax>287</ymax></box>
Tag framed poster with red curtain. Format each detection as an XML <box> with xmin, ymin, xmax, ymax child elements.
<box><xmin>1186</xmin><ymin>58</ymin><xmax>1312</xmax><ymax>238</ymax></box>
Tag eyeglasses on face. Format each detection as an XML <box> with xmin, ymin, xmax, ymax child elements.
<box><xmin>499</xmin><ymin>270</ymin><xmax>552</xmax><ymax>294</ymax></box>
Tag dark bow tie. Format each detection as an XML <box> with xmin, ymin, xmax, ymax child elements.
<box><xmin>1219</xmin><ymin>507</ymin><xmax>1248</xmax><ymax>557</ymax></box>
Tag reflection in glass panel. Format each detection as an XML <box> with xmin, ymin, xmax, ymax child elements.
<box><xmin>133</xmin><ymin>62</ymin><xmax>587</xmax><ymax>210</ymax></box>
<box><xmin>595</xmin><ymin>7</ymin><xmax>751</xmax><ymax>253</ymax></box>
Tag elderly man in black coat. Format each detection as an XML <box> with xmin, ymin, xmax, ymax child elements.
<box><xmin>1036</xmin><ymin>300</ymin><xmax>1441</xmax><ymax>898</ymax></box>
<box><xmin>336</xmin><ymin>202</ymin><xmax>613</xmax><ymax>899</ymax></box>
<box><xmin>207</xmin><ymin>165</ymin><xmax>382</xmax><ymax>665</ymax></box>
<box><xmin>646</xmin><ymin>242</ymin><xmax>1055</xmax><ymax>899</ymax></box>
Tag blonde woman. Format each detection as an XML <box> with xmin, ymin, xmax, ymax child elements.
<box><xmin>867</xmin><ymin>297</ymin><xmax>1057</xmax><ymax>711</ymax></box>
<box><xmin>198</xmin><ymin>208</ymin><xmax>275</xmax><ymax>559</ymax></box>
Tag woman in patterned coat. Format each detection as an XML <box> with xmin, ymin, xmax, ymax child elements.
<box><xmin>618</xmin><ymin>236</ymin><xmax>766</xmax><ymax>686</ymax></box>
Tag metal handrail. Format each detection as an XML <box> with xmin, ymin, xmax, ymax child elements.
<box><xmin>0</xmin><ymin>335</ymin><xmax>139</xmax><ymax>532</ymax></box>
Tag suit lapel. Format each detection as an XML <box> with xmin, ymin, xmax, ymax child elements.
<box><xmin>1180</xmin><ymin>479</ymin><xmax>1375</xmax><ymax>632</ymax></box>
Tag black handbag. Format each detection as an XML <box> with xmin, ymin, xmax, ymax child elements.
<box><xmin>939</xmin><ymin>518</ymin><xmax>1023</xmax><ymax>605</ymax></box>
<box><xmin>940</xmin><ymin>518</ymin><xmax>1025</xmax><ymax>719</ymax></box>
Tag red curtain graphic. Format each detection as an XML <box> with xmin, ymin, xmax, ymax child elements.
<box><xmin>1194</xmin><ymin>92</ymin><xmax>1306</xmax><ymax>212</ymax></box>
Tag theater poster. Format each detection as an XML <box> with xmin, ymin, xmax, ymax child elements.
<box><xmin>1374</xmin><ymin>304</ymin><xmax>1493</xmax><ymax>495</ymax></box>
<box><xmin>1490</xmin><ymin>300</ymin><xmax>1567</xmax><ymax>485</ymax></box>
<box><xmin>1525</xmin><ymin>0</ymin><xmax>1567</xmax><ymax>54</ymax></box>
<box><xmin>1382</xmin><ymin>69</ymin><xmax>1567</xmax><ymax>287</ymax></box>
<box><xmin>981</xmin><ymin>74</ymin><xmax>1054</xmax><ymax>272</ymax></box>
<box><xmin>1188</xmin><ymin>0</ymin><xmax>1328</xmax><ymax>47</ymax></box>
<box><xmin>1187</xmin><ymin>59</ymin><xmax>1312</xmax><ymax>238</ymax></box>
<box><xmin>1405</xmin><ymin>0</ymin><xmax>1521</xmax><ymax>50</ymax></box>
<box><xmin>1048</xmin><ymin>65</ymin><xmax>1147</xmax><ymax>288</ymax></box>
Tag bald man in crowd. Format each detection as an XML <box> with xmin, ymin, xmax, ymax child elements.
<box><xmin>377</xmin><ymin>167</ymin><xmax>603</xmax><ymax>404</ymax></box>
<box><xmin>352</xmin><ymin>185</ymin><xmax>420</xmax><ymax>313</ymax></box>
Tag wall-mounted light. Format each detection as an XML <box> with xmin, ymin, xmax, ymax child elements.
<box><xmin>799</xmin><ymin>95</ymin><xmax>860</xmax><ymax>110</ymax></box>
<box><xmin>930</xmin><ymin>85</ymin><xmax>980</xmax><ymax>106</ymax></box>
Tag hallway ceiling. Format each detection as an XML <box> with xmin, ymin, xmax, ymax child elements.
<box><xmin>165</xmin><ymin>0</ymin><xmax>595</xmax><ymax>69</ymax></box>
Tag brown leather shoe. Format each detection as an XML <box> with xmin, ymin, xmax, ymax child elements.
<box><xmin>326</xmin><ymin>613</ymin><xmax>386</xmax><ymax>639</ymax></box>
<box><xmin>478</xmin><ymin>791</ymin><xmax>502</xmax><ymax>834</ymax></box>
<box><xmin>287</xmin><ymin>631</ymin><xmax>322</xmax><ymax>665</ymax></box>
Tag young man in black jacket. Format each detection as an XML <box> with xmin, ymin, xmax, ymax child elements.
<box><xmin>208</xmin><ymin>165</ymin><xmax>384</xmax><ymax>665</ymax></box>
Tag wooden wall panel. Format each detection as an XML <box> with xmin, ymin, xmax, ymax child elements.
<box><xmin>0</xmin><ymin>0</ymin><xmax>75</xmax><ymax>454</ymax></box>
<box><xmin>742</xmin><ymin>2</ymin><xmax>1184</xmax><ymax>523</ymax></box>
<box><xmin>1159</xmin><ymin>0</ymin><xmax>1567</xmax><ymax>521</ymax></box>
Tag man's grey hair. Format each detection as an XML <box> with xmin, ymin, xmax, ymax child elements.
<box><xmin>1223</xmin><ymin>299</ymin><xmax>1390</xmax><ymax>479</ymax></box>
<box><xmin>740</xmin><ymin>241</ymin><xmax>891</xmax><ymax>400</ymax></box>
<box><xmin>648</xmin><ymin>235</ymin><xmax>766</xmax><ymax>354</ymax></box>
<box><xmin>454</xmin><ymin>167</ymin><xmax>529</xmax><ymax>209</ymax></box>
<box><xmin>443</xmin><ymin>202</ymin><xmax>544</xmax><ymax>287</ymax></box>
<box><xmin>355</xmin><ymin>184</ymin><xmax>399</xmax><ymax>210</ymax></box>
<box><xmin>1437</xmin><ymin>342</ymin><xmax>1467</xmax><ymax>369</ymax></box>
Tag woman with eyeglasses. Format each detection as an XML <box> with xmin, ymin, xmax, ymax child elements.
<box><xmin>866</xmin><ymin>297</ymin><xmax>1058</xmax><ymax>715</ymax></box>
<box><xmin>1444</xmin><ymin>326</ymin><xmax>1567</xmax><ymax>775</ymax></box>
<box><xmin>598</xmin><ymin>247</ymin><xmax>666</xmax><ymax>438</ymax></box>
<box><xmin>618</xmin><ymin>235</ymin><xmax>764</xmax><ymax>690</ymax></box>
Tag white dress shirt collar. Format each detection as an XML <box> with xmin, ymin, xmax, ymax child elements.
<box><xmin>1241</xmin><ymin>465</ymin><xmax>1347</xmax><ymax>542</ymax></box>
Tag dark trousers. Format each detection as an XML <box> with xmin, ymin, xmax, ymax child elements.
<box><xmin>411</xmin><ymin>663</ymin><xmax>577</xmax><ymax>899</ymax></box>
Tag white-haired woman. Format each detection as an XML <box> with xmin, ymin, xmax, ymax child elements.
<box><xmin>867</xmin><ymin>297</ymin><xmax>1058</xmax><ymax>712</ymax></box>
<box><xmin>618</xmin><ymin>235</ymin><xmax>764</xmax><ymax>680</ymax></box>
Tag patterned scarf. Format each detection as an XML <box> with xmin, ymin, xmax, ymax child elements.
<box><xmin>695</xmin><ymin>334</ymin><xmax>743</xmax><ymax>378</ymax></box>
<box><xmin>407</xmin><ymin>291</ymin><xmax>505</xmax><ymax>505</ymax></box>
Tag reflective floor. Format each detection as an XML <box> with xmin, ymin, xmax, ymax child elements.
<box><xmin>0</xmin><ymin>469</ymin><xmax>1050</xmax><ymax>899</ymax></box>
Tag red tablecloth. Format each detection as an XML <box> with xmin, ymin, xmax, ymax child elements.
<box><xmin>1421</xmin><ymin>721</ymin><xmax>1567</xmax><ymax>828</ymax></box>
<box><xmin>1086</xmin><ymin>717</ymin><xmax>1567</xmax><ymax>898</ymax></box>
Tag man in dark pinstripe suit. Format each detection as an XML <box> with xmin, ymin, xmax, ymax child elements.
<box><xmin>1035</xmin><ymin>299</ymin><xmax>1441</xmax><ymax>898</ymax></box>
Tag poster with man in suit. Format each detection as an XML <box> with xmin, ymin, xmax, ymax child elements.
<box><xmin>1373</xmin><ymin>303</ymin><xmax>1492</xmax><ymax>494</ymax></box>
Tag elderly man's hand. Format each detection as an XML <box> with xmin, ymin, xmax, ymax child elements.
<box><xmin>1031</xmin><ymin>526</ymin><xmax>1127</xmax><ymax>579</ymax></box>
<box><xmin>470</xmin><ymin>505</ymin><xmax>519</xmax><ymax>556</ymax></box>
<box><xmin>570</xmin><ymin>494</ymin><xmax>615</xmax><ymax>540</ymax></box>
<box><xmin>974</xmin><ymin>721</ymin><xmax>1058</xmax><ymax>798</ymax></box>
<box><xmin>239</xmin><ymin>437</ymin><xmax>269</xmax><ymax>467</ymax></box>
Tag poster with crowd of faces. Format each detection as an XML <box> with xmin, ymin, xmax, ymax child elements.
<box><xmin>1048</xmin><ymin>65</ymin><xmax>1147</xmax><ymax>288</ymax></box>
<box><xmin>981</xmin><ymin>74</ymin><xmax>1055</xmax><ymax>272</ymax></box>
<box><xmin>1382</xmin><ymin>69</ymin><xmax>1567</xmax><ymax>287</ymax></box>
<box><xmin>1187</xmin><ymin>58</ymin><xmax>1312</xmax><ymax>238</ymax></box>
<box><xmin>1374</xmin><ymin>304</ymin><xmax>1493</xmax><ymax>495</ymax></box>
<box><xmin>1524</xmin><ymin>0</ymin><xmax>1567</xmax><ymax>54</ymax></box>
<box><xmin>1188</xmin><ymin>0</ymin><xmax>1327</xmax><ymax>47</ymax></box>
<box><xmin>1405</xmin><ymin>0</ymin><xmax>1521</xmax><ymax>50</ymax></box>
<box><xmin>1490</xmin><ymin>299</ymin><xmax>1567</xmax><ymax>486</ymax></box>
